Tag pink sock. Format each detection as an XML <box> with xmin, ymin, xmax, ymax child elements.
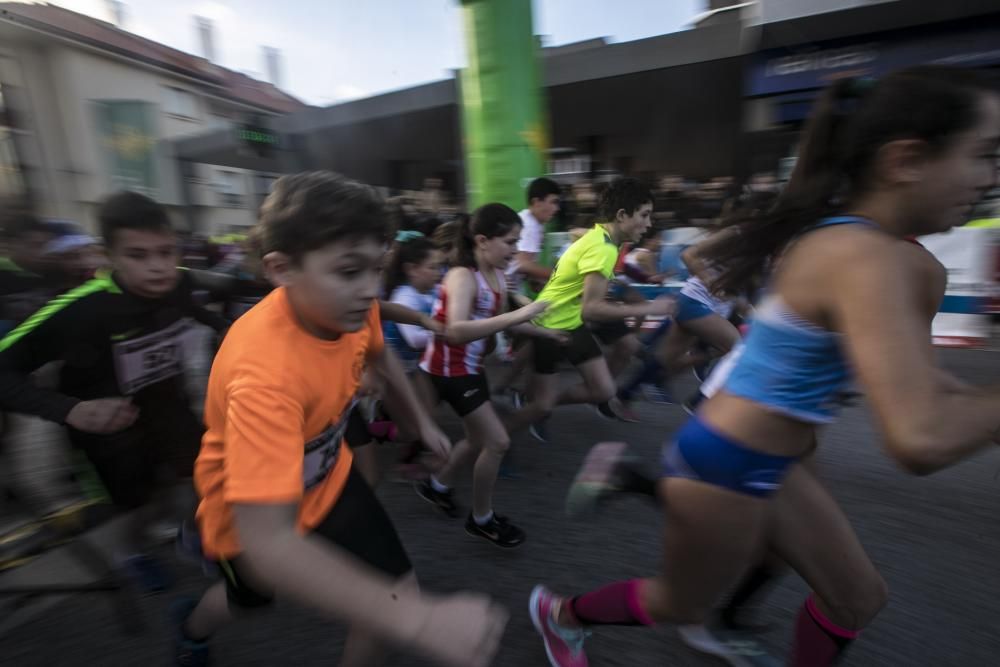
<box><xmin>790</xmin><ymin>595</ymin><xmax>861</xmax><ymax>667</ymax></box>
<box><xmin>569</xmin><ymin>579</ymin><xmax>655</xmax><ymax>626</ymax></box>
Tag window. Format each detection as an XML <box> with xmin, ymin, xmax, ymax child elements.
<box><xmin>217</xmin><ymin>169</ymin><xmax>245</xmax><ymax>208</ymax></box>
<box><xmin>207</xmin><ymin>115</ymin><xmax>231</xmax><ymax>131</ymax></box>
<box><xmin>0</xmin><ymin>129</ymin><xmax>25</xmax><ymax>197</ymax></box>
<box><xmin>162</xmin><ymin>86</ymin><xmax>199</xmax><ymax>119</ymax></box>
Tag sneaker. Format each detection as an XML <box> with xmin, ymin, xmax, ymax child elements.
<box><xmin>682</xmin><ymin>391</ymin><xmax>706</xmax><ymax>416</ymax></box>
<box><xmin>510</xmin><ymin>389</ymin><xmax>526</xmax><ymax>410</ymax></box>
<box><xmin>566</xmin><ymin>442</ymin><xmax>634</xmax><ymax>517</ymax></box>
<box><xmin>595</xmin><ymin>401</ymin><xmax>616</xmax><ymax>421</ymax></box>
<box><xmin>148</xmin><ymin>519</ymin><xmax>181</xmax><ymax>545</ymax></box>
<box><xmin>606</xmin><ymin>397</ymin><xmax>639</xmax><ymax>423</ymax></box>
<box><xmin>529</xmin><ymin>418</ymin><xmax>550</xmax><ymax>444</ymax></box>
<box><xmin>529</xmin><ymin>585</ymin><xmax>589</xmax><ymax>667</ymax></box>
<box><xmin>123</xmin><ymin>553</ymin><xmax>173</xmax><ymax>594</ymax></box>
<box><xmin>677</xmin><ymin>624</ymin><xmax>780</xmax><ymax>667</ymax></box>
<box><xmin>415</xmin><ymin>480</ymin><xmax>460</xmax><ymax>518</ymax></box>
<box><xmin>465</xmin><ymin>513</ymin><xmax>526</xmax><ymax>548</ymax></box>
<box><xmin>171</xmin><ymin>597</ymin><xmax>210</xmax><ymax>667</ymax></box>
<box><xmin>640</xmin><ymin>383</ymin><xmax>674</xmax><ymax>405</ymax></box>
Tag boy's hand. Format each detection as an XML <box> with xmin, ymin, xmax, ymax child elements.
<box><xmin>65</xmin><ymin>398</ymin><xmax>138</xmax><ymax>434</ymax></box>
<box><xmin>412</xmin><ymin>592</ymin><xmax>509</xmax><ymax>667</ymax></box>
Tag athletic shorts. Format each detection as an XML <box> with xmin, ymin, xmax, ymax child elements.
<box><xmin>532</xmin><ymin>326</ymin><xmax>603</xmax><ymax>375</ymax></box>
<box><xmin>220</xmin><ymin>465</ymin><xmax>412</xmax><ymax>609</ymax></box>
<box><xmin>675</xmin><ymin>293</ymin><xmax>734</xmax><ymax>323</ymax></box>
<box><xmin>589</xmin><ymin>319</ymin><xmax>632</xmax><ymax>345</ymax></box>
<box><xmin>69</xmin><ymin>404</ymin><xmax>202</xmax><ymax>509</ymax></box>
<box><xmin>661</xmin><ymin>416</ymin><xmax>796</xmax><ymax>498</ymax></box>
<box><xmin>344</xmin><ymin>406</ymin><xmax>371</xmax><ymax>448</ymax></box>
<box><xmin>421</xmin><ymin>371</ymin><xmax>490</xmax><ymax>417</ymax></box>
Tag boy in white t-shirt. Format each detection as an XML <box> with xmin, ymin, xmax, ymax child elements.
<box><xmin>506</xmin><ymin>177</ymin><xmax>561</xmax><ymax>295</ymax></box>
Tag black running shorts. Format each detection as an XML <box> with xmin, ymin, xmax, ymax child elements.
<box><xmin>532</xmin><ymin>326</ymin><xmax>603</xmax><ymax>375</ymax></box>
<box><xmin>220</xmin><ymin>465</ymin><xmax>413</xmax><ymax>609</ymax></box>
<box><xmin>421</xmin><ymin>371</ymin><xmax>490</xmax><ymax>417</ymax></box>
<box><xmin>69</xmin><ymin>403</ymin><xmax>202</xmax><ymax>509</ymax></box>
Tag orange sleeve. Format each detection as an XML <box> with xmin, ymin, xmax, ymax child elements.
<box><xmin>223</xmin><ymin>383</ymin><xmax>307</xmax><ymax>505</ymax></box>
<box><xmin>366</xmin><ymin>302</ymin><xmax>384</xmax><ymax>360</ymax></box>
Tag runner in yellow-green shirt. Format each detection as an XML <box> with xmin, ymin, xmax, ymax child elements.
<box><xmin>503</xmin><ymin>178</ymin><xmax>675</xmax><ymax>442</ymax></box>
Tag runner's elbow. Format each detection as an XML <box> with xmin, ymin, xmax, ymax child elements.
<box><xmin>885</xmin><ymin>429</ymin><xmax>949</xmax><ymax>476</ymax></box>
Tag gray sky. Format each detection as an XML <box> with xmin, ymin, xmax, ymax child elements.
<box><xmin>30</xmin><ymin>0</ymin><xmax>702</xmax><ymax>106</ymax></box>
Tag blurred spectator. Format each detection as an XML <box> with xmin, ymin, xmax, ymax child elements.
<box><xmin>42</xmin><ymin>223</ymin><xmax>103</xmax><ymax>290</ymax></box>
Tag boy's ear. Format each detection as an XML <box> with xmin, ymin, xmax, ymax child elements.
<box><xmin>263</xmin><ymin>251</ymin><xmax>295</xmax><ymax>287</ymax></box>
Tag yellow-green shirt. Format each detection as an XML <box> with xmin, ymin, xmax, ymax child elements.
<box><xmin>535</xmin><ymin>225</ymin><xmax>618</xmax><ymax>330</ymax></box>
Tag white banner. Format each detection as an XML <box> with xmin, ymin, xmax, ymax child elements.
<box><xmin>918</xmin><ymin>227</ymin><xmax>998</xmax><ymax>347</ymax></box>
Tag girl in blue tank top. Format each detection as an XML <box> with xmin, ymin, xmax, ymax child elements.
<box><xmin>529</xmin><ymin>66</ymin><xmax>1000</xmax><ymax>667</ymax></box>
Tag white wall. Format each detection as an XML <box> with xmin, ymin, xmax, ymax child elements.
<box><xmin>4</xmin><ymin>32</ymin><xmax>276</xmax><ymax>234</ymax></box>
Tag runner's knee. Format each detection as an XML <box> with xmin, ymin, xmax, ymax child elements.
<box><xmin>484</xmin><ymin>433</ymin><xmax>510</xmax><ymax>457</ymax></box>
<box><xmin>818</xmin><ymin>570</ymin><xmax>888</xmax><ymax>628</ymax></box>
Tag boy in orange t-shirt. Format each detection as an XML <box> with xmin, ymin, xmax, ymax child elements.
<box><xmin>174</xmin><ymin>172</ymin><xmax>507</xmax><ymax>667</ymax></box>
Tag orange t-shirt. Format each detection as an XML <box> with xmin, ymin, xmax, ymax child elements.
<box><xmin>194</xmin><ymin>287</ymin><xmax>382</xmax><ymax>559</ymax></box>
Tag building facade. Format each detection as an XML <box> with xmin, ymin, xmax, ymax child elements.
<box><xmin>0</xmin><ymin>2</ymin><xmax>305</xmax><ymax>235</ymax></box>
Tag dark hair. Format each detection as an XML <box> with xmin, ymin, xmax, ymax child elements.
<box><xmin>384</xmin><ymin>234</ymin><xmax>436</xmax><ymax>295</ymax></box>
<box><xmin>259</xmin><ymin>171</ymin><xmax>387</xmax><ymax>264</ymax></box>
<box><xmin>0</xmin><ymin>199</ymin><xmax>49</xmax><ymax>242</ymax></box>
<box><xmin>431</xmin><ymin>218</ymin><xmax>461</xmax><ymax>257</ymax></box>
<box><xmin>453</xmin><ymin>203</ymin><xmax>522</xmax><ymax>268</ymax></box>
<box><xmin>598</xmin><ymin>177</ymin><xmax>654</xmax><ymax>222</ymax></box>
<box><xmin>527</xmin><ymin>177</ymin><xmax>561</xmax><ymax>206</ymax></box>
<box><xmin>98</xmin><ymin>191</ymin><xmax>172</xmax><ymax>247</ymax></box>
<box><xmin>704</xmin><ymin>66</ymin><xmax>995</xmax><ymax>295</ymax></box>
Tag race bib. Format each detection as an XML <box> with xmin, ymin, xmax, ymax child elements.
<box><xmin>302</xmin><ymin>398</ymin><xmax>358</xmax><ymax>490</ymax></box>
<box><xmin>112</xmin><ymin>318</ymin><xmax>194</xmax><ymax>394</ymax></box>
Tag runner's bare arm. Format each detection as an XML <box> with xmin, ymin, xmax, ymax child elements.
<box><xmin>443</xmin><ymin>268</ymin><xmax>547</xmax><ymax>344</ymax></box>
<box><xmin>233</xmin><ymin>502</ymin><xmax>505</xmax><ymax>667</ymax></box>
<box><xmin>680</xmin><ymin>227</ymin><xmax>740</xmax><ymax>288</ymax></box>
<box><xmin>371</xmin><ymin>345</ymin><xmax>451</xmax><ymax>460</ymax></box>
<box><xmin>835</xmin><ymin>244</ymin><xmax>1000</xmax><ymax>474</ymax></box>
<box><xmin>379</xmin><ymin>299</ymin><xmax>442</xmax><ymax>338</ymax></box>
<box><xmin>581</xmin><ymin>273</ymin><xmax>674</xmax><ymax>322</ymax></box>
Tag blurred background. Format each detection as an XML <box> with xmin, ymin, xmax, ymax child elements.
<box><xmin>0</xmin><ymin>0</ymin><xmax>998</xmax><ymax>237</ymax></box>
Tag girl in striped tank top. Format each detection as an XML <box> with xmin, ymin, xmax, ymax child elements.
<box><xmin>417</xmin><ymin>204</ymin><xmax>562</xmax><ymax>548</ymax></box>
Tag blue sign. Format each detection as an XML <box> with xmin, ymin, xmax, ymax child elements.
<box><xmin>748</xmin><ymin>20</ymin><xmax>1000</xmax><ymax>96</ymax></box>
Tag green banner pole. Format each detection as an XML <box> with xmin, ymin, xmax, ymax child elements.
<box><xmin>459</xmin><ymin>0</ymin><xmax>548</xmax><ymax>210</ymax></box>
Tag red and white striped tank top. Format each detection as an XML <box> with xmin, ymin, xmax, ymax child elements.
<box><xmin>420</xmin><ymin>268</ymin><xmax>504</xmax><ymax>377</ymax></box>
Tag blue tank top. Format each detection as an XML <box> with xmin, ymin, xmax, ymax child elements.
<box><xmin>720</xmin><ymin>216</ymin><xmax>874</xmax><ymax>423</ymax></box>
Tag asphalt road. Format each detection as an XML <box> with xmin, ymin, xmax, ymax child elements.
<box><xmin>2</xmin><ymin>346</ymin><xmax>1000</xmax><ymax>666</ymax></box>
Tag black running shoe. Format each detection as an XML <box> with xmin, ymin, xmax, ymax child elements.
<box><xmin>529</xmin><ymin>418</ymin><xmax>550</xmax><ymax>443</ymax></box>
<box><xmin>171</xmin><ymin>597</ymin><xmax>209</xmax><ymax>666</ymax></box>
<box><xmin>510</xmin><ymin>389</ymin><xmax>526</xmax><ymax>410</ymax></box>
<box><xmin>595</xmin><ymin>401</ymin><xmax>617</xmax><ymax>421</ymax></box>
<box><xmin>465</xmin><ymin>513</ymin><xmax>526</xmax><ymax>548</ymax></box>
<box><xmin>415</xmin><ymin>480</ymin><xmax>460</xmax><ymax>518</ymax></box>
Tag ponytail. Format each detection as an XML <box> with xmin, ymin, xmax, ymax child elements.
<box><xmin>703</xmin><ymin>66</ymin><xmax>992</xmax><ymax>296</ymax></box>
<box><xmin>383</xmin><ymin>232</ymin><xmax>435</xmax><ymax>295</ymax></box>
<box><xmin>704</xmin><ymin>78</ymin><xmax>861</xmax><ymax>295</ymax></box>
<box><xmin>452</xmin><ymin>212</ymin><xmax>478</xmax><ymax>269</ymax></box>
<box><xmin>451</xmin><ymin>203</ymin><xmax>522</xmax><ymax>268</ymax></box>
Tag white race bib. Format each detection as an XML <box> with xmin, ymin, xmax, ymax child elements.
<box><xmin>302</xmin><ymin>398</ymin><xmax>358</xmax><ymax>490</ymax></box>
<box><xmin>112</xmin><ymin>318</ymin><xmax>195</xmax><ymax>394</ymax></box>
